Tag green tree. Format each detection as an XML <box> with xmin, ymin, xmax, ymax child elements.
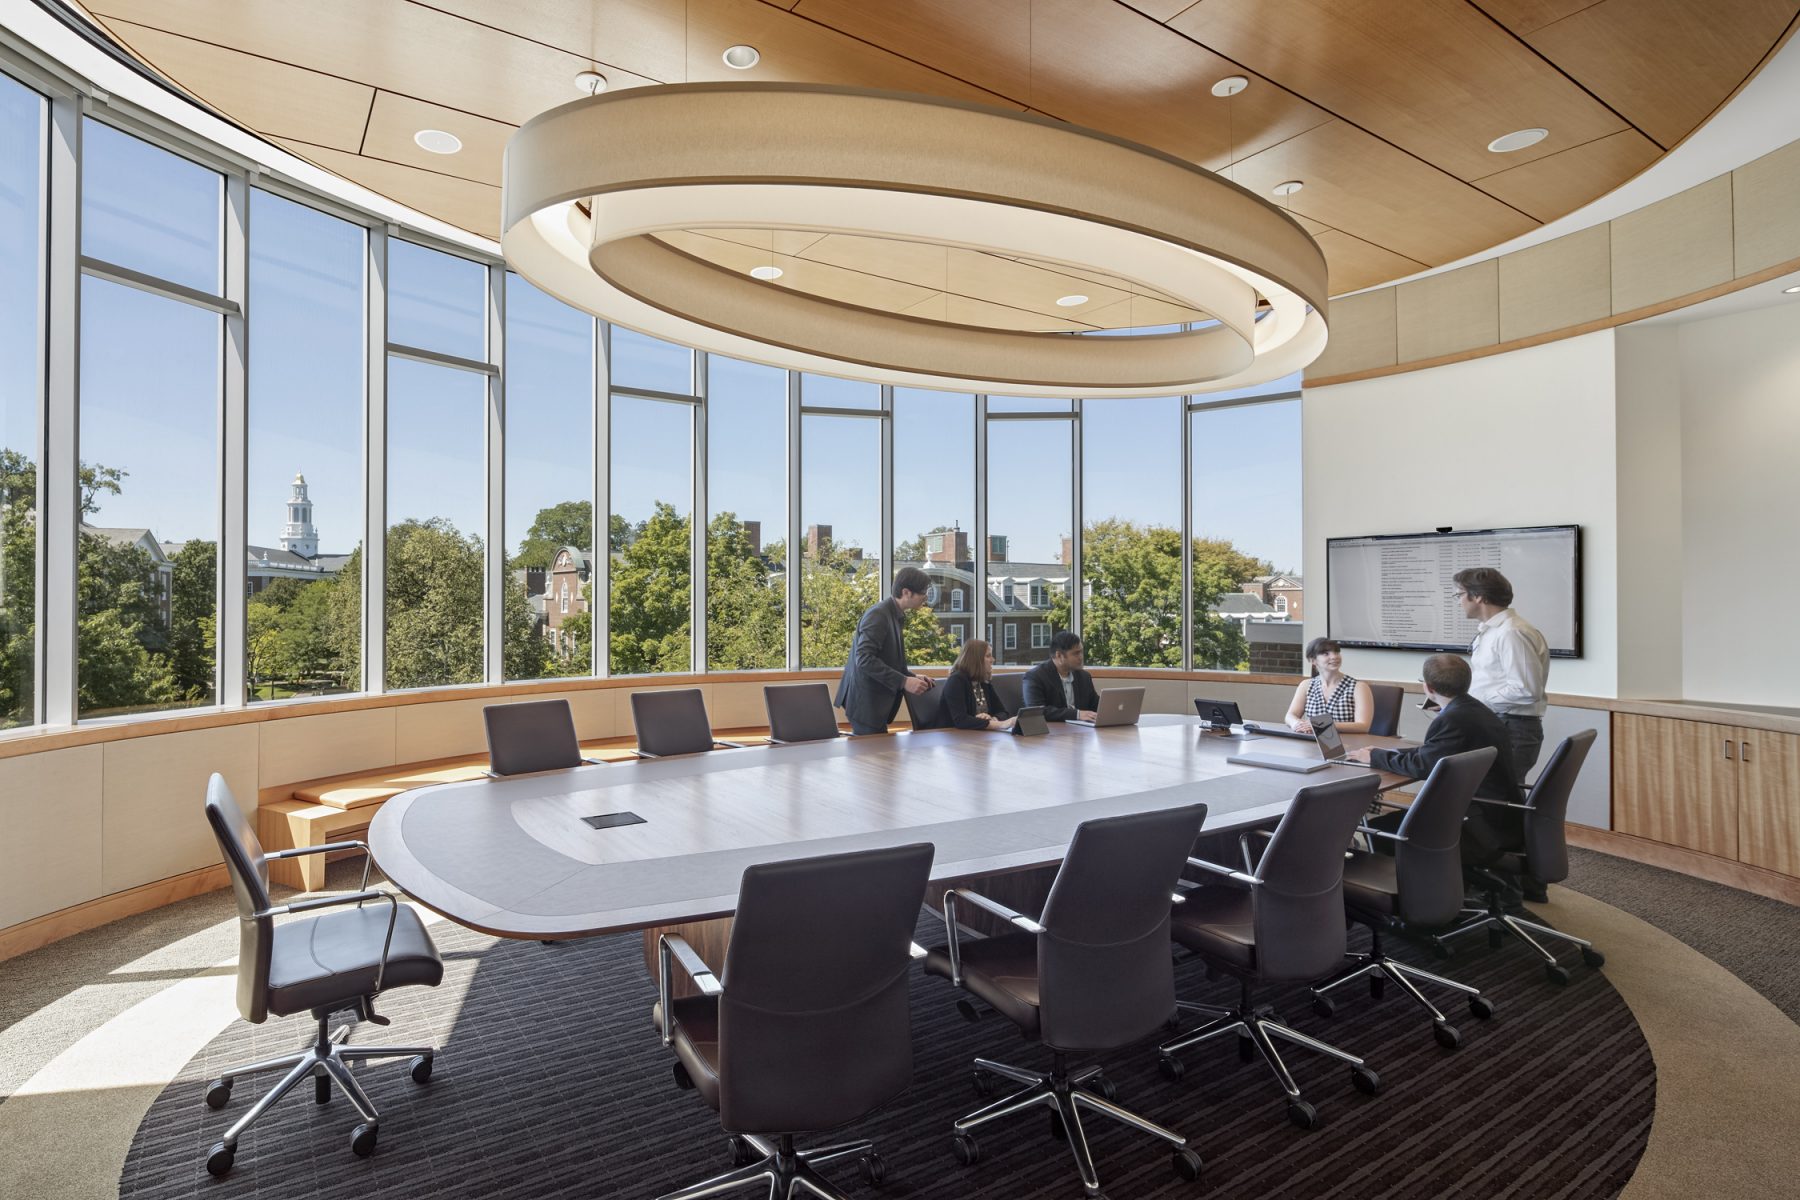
<box><xmin>608</xmin><ymin>501</ymin><xmax>692</xmax><ymax>674</ymax></box>
<box><xmin>167</xmin><ymin>539</ymin><xmax>218</xmax><ymax>701</ymax></box>
<box><xmin>799</xmin><ymin>540</ymin><xmax>955</xmax><ymax>670</ymax></box>
<box><xmin>322</xmin><ymin>544</ymin><xmax>363</xmax><ymax>687</ymax></box>
<box><xmin>705</xmin><ymin>512</ymin><xmax>784</xmax><ymax>670</ymax></box>
<box><xmin>75</xmin><ymin>531</ymin><xmax>177</xmax><ymax>714</ymax></box>
<box><xmin>384</xmin><ymin>519</ymin><xmax>485</xmax><ymax>689</ymax></box>
<box><xmin>1191</xmin><ymin>535</ymin><xmax>1272</xmax><ymax>670</ymax></box>
<box><xmin>512</xmin><ymin>499</ymin><xmax>594</xmax><ymax>570</ymax></box>
<box><xmin>502</xmin><ymin>563</ymin><xmax>552</xmax><ymax>681</ymax></box>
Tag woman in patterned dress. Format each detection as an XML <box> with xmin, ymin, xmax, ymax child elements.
<box><xmin>1283</xmin><ymin>637</ymin><xmax>1374</xmax><ymax>734</ymax></box>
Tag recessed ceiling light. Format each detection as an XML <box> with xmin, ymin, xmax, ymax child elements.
<box><xmin>1487</xmin><ymin>127</ymin><xmax>1548</xmax><ymax>153</ymax></box>
<box><xmin>1271</xmin><ymin>180</ymin><xmax>1304</xmax><ymax>196</ymax></box>
<box><xmin>413</xmin><ymin>129</ymin><xmax>462</xmax><ymax>155</ymax></box>
<box><xmin>574</xmin><ymin>70</ymin><xmax>609</xmax><ymax>95</ymax></box>
<box><xmin>1211</xmin><ymin>76</ymin><xmax>1249</xmax><ymax>98</ymax></box>
<box><xmin>1055</xmin><ymin>294</ymin><xmax>1088</xmax><ymax>307</ymax></box>
<box><xmin>1784</xmin><ymin>284</ymin><xmax>1800</xmax><ymax>294</ymax></box>
<box><xmin>749</xmin><ymin>265</ymin><xmax>783</xmax><ymax>281</ymax></box>
<box><xmin>722</xmin><ymin>44</ymin><xmax>760</xmax><ymax>69</ymax></box>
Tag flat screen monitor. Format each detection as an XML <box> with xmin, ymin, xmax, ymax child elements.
<box><xmin>1325</xmin><ymin>525</ymin><xmax>1581</xmax><ymax>657</ymax></box>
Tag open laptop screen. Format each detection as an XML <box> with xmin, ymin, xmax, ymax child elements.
<box><xmin>1310</xmin><ymin>717</ymin><xmax>1347</xmax><ymax>761</ymax></box>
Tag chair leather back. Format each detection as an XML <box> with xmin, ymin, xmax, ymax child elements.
<box><xmin>902</xmin><ymin>681</ymin><xmax>945</xmax><ymax>730</ymax></box>
<box><xmin>989</xmin><ymin>672</ymin><xmax>1026</xmax><ymax>716</ymax></box>
<box><xmin>204</xmin><ymin>773</ymin><xmax>274</xmax><ymax>1024</ymax></box>
<box><xmin>1395</xmin><ymin>748</ymin><xmax>1495</xmax><ymax>927</ymax></box>
<box><xmin>1519</xmin><ymin>729</ymin><xmax>1595</xmax><ymax>885</ymax></box>
<box><xmin>1252</xmin><ymin>776</ymin><xmax>1377</xmax><ymax>982</ymax></box>
<box><xmin>764</xmin><ymin>683</ymin><xmax>841</xmax><ymax>743</ymax></box>
<box><xmin>484</xmin><ymin>699</ymin><xmax>583</xmax><ymax>776</ymax></box>
<box><xmin>1036</xmin><ymin>804</ymin><xmax>1208</xmax><ymax>1053</ymax></box>
<box><xmin>631</xmin><ymin>688</ymin><xmax>716</xmax><ymax>757</ymax></box>
<box><xmin>716</xmin><ymin>843</ymin><xmax>934</xmax><ymax>1134</ymax></box>
<box><xmin>1368</xmin><ymin>684</ymin><xmax>1404</xmax><ymax>738</ymax></box>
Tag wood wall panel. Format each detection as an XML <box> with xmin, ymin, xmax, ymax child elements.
<box><xmin>360</xmin><ymin>91</ymin><xmax>516</xmax><ymax>187</ymax></box>
<box><xmin>1737</xmin><ymin>728</ymin><xmax>1800</xmax><ymax>877</ymax></box>
<box><xmin>257</xmin><ymin>708</ymin><xmax>397</xmax><ymax>790</ymax></box>
<box><xmin>271</xmin><ymin>139</ymin><xmax>502</xmax><ymax>238</ymax></box>
<box><xmin>1307</xmin><ymin>288</ymin><xmax>1396</xmax><ymax>379</ymax></box>
<box><xmin>1609</xmin><ymin>176</ymin><xmax>1735</xmax><ymax>314</ymax></box>
<box><xmin>1612</xmin><ymin>713</ymin><xmax>1738</xmax><ymax>859</ymax></box>
<box><xmin>0</xmin><ymin>747</ymin><xmax>103</xmax><ymax>928</ymax></box>
<box><xmin>1395</xmin><ymin>259</ymin><xmax>1500</xmax><ymax>362</ymax></box>
<box><xmin>1473</xmin><ymin>129</ymin><xmax>1662</xmax><ymax>222</ymax></box>
<box><xmin>101</xmin><ymin>725</ymin><xmax>260</xmax><ymax>895</ymax></box>
<box><xmin>1732</xmin><ymin>138</ymin><xmax>1800</xmax><ymax>275</ymax></box>
<box><xmin>1520</xmin><ymin>0</ymin><xmax>1800</xmax><ymax>149</ymax></box>
<box><xmin>394</xmin><ymin>697</ymin><xmax>507</xmax><ymax>764</ymax></box>
<box><xmin>1167</xmin><ymin>0</ymin><xmax>1626</xmax><ymax>182</ymax></box>
<box><xmin>98</xmin><ymin>20</ymin><xmax>372</xmax><ymax>154</ymax></box>
<box><xmin>1498</xmin><ymin>225</ymin><xmax>1613</xmax><ymax>343</ymax></box>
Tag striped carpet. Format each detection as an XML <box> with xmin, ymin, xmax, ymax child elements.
<box><xmin>120</xmin><ymin>912</ymin><xmax>1653</xmax><ymax>1199</ymax></box>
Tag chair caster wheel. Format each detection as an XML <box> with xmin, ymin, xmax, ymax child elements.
<box><xmin>1310</xmin><ymin>993</ymin><xmax>1335</xmax><ymax>1019</ymax></box>
<box><xmin>951</xmin><ymin>1132</ymin><xmax>981</xmax><ymax>1166</ymax></box>
<box><xmin>206</xmin><ymin>1141</ymin><xmax>235</xmax><ymax>1177</ymax></box>
<box><xmin>1368</xmin><ymin>975</ymin><xmax>1386</xmax><ymax>1000</ymax></box>
<box><xmin>1431</xmin><ymin>940</ymin><xmax>1454</xmax><ymax>960</ymax></box>
<box><xmin>350</xmin><ymin>1122</ymin><xmax>378</xmax><ymax>1158</ymax></box>
<box><xmin>1582</xmin><ymin>947</ymin><xmax>1605</xmax><ymax>969</ymax></box>
<box><xmin>1158</xmin><ymin>1054</ymin><xmax>1185</xmax><ymax>1082</ymax></box>
<box><xmin>408</xmin><ymin>1054</ymin><xmax>433</xmax><ymax>1084</ymax></box>
<box><xmin>204</xmin><ymin>1079</ymin><xmax>232</xmax><ymax>1110</ymax></box>
<box><xmin>1286</xmin><ymin>1100</ymin><xmax>1320</xmax><ymax>1131</ymax></box>
<box><xmin>1049</xmin><ymin>1111</ymin><xmax>1067</xmax><ymax>1141</ymax></box>
<box><xmin>1433</xmin><ymin>1022</ymin><xmax>1461</xmax><ymax>1050</ymax></box>
<box><xmin>1468</xmin><ymin>995</ymin><xmax>1495</xmax><ymax>1020</ymax></box>
<box><xmin>1488</xmin><ymin>927</ymin><xmax>1504</xmax><ymax>949</ymax></box>
<box><xmin>315</xmin><ymin>1073</ymin><xmax>331</xmax><ymax>1105</ymax></box>
<box><xmin>1545</xmin><ymin>964</ymin><xmax>1571</xmax><ymax>986</ymax></box>
<box><xmin>862</xmin><ymin>1151</ymin><xmax>888</xmax><ymax>1186</ymax></box>
<box><xmin>1238</xmin><ymin>1034</ymin><xmax>1256</xmax><ymax>1063</ymax></box>
<box><xmin>728</xmin><ymin>1136</ymin><xmax>756</xmax><ymax>1167</ymax></box>
<box><xmin>956</xmin><ymin>999</ymin><xmax>982</xmax><ymax>1023</ymax></box>
<box><xmin>1087</xmin><ymin>1074</ymin><xmax>1118</xmax><ymax>1102</ymax></box>
<box><xmin>971</xmin><ymin>1068</ymin><xmax>994</xmax><ymax>1098</ymax></box>
<box><xmin>1351</xmin><ymin>1065</ymin><xmax>1382</xmax><ymax>1095</ymax></box>
<box><xmin>1172</xmin><ymin>1147</ymin><xmax>1204</xmax><ymax>1181</ymax></box>
<box><xmin>672</xmin><ymin>1061</ymin><xmax>695</xmax><ymax>1091</ymax></box>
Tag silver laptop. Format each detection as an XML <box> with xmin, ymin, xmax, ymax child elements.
<box><xmin>1069</xmin><ymin>686</ymin><xmax>1145</xmax><ymax>727</ymax></box>
<box><xmin>1227</xmin><ymin>718</ymin><xmax>1380</xmax><ymax>773</ymax></box>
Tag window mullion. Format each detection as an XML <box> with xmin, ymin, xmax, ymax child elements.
<box><xmin>41</xmin><ymin>90</ymin><xmax>78</xmax><ymax>727</ymax></box>
<box><xmin>217</xmin><ymin>170</ymin><xmax>248</xmax><ymax>707</ymax></box>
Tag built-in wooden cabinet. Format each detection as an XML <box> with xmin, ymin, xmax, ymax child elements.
<box><xmin>1613</xmin><ymin>712</ymin><xmax>1800</xmax><ymax>878</ymax></box>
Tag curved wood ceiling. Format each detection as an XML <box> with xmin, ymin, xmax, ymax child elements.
<box><xmin>79</xmin><ymin>0</ymin><xmax>1800</xmax><ymax>296</ymax></box>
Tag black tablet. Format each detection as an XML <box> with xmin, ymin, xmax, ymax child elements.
<box><xmin>1013</xmin><ymin>705</ymin><xmax>1049</xmax><ymax>737</ymax></box>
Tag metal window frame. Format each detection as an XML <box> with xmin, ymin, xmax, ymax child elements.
<box><xmin>483</xmin><ymin>262</ymin><xmax>505</xmax><ymax>684</ymax></box>
<box><xmin>691</xmin><ymin>351</ymin><xmax>709</xmax><ymax>674</ymax></box>
<box><xmin>218</xmin><ymin>170</ymin><xmax>247</xmax><ymax>707</ymax></box>
<box><xmin>785</xmin><ymin>368</ymin><xmax>802</xmax><ymax>671</ymax></box>
<box><xmin>41</xmin><ymin>79</ymin><xmax>77</xmax><ymax>728</ymax></box>
<box><xmin>593</xmin><ymin>322</ymin><xmax>611</xmax><ymax>677</ymax></box>
<box><xmin>362</xmin><ymin>228</ymin><xmax>387</xmax><ymax>694</ymax></box>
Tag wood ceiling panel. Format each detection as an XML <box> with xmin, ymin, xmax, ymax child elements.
<box><xmin>94</xmin><ymin>20</ymin><xmax>371</xmax><ymax>153</ymax></box>
<box><xmin>1472</xmin><ymin>0</ymin><xmax>1606</xmax><ymax>37</ymax></box>
<box><xmin>1168</xmin><ymin>0</ymin><xmax>1627</xmax><ymax>182</ymax></box>
<box><xmin>1311</xmin><ymin>228</ymin><xmax>1430</xmax><ymax>296</ymax></box>
<box><xmin>898</xmin><ymin>293</ymin><xmax>1093</xmax><ymax>332</ymax></box>
<box><xmin>1472</xmin><ymin>128</ymin><xmax>1660</xmax><ymax>221</ymax></box>
<box><xmin>655</xmin><ymin>230</ymin><xmax>941</xmax><ymax>313</ymax></box>
<box><xmin>1228</xmin><ymin>120</ymin><xmax>1537</xmax><ymax>267</ymax></box>
<box><xmin>86</xmin><ymin>0</ymin><xmax>659</xmax><ymax>126</ymax></box>
<box><xmin>996</xmin><ymin>259</ymin><xmax>1189</xmax><ymax>307</ymax></box>
<box><xmin>412</xmin><ymin>0</ymin><xmax>688</xmax><ymax>82</ymax></box>
<box><xmin>360</xmin><ymin>91</ymin><xmax>516</xmax><ymax>187</ymax></box>
<box><xmin>698</xmin><ymin>228</ymin><xmax>833</xmax><ymax>257</ymax></box>
<box><xmin>1520</xmin><ymin>0</ymin><xmax>1800</xmax><ymax>148</ymax></box>
<box><xmin>1076</xmin><ymin>294</ymin><xmax>1207</xmax><ymax>329</ymax></box>
<box><xmin>1115</xmin><ymin>0</ymin><xmax>1203</xmax><ymax>20</ymax></box>
<box><xmin>272</xmin><ymin>138</ymin><xmax>502</xmax><ymax>238</ymax></box>
<box><xmin>791</xmin><ymin>0</ymin><xmax>1034</xmax><ymax>101</ymax></box>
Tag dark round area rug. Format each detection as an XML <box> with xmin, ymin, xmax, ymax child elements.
<box><xmin>121</xmin><ymin>913</ymin><xmax>1652</xmax><ymax>1199</ymax></box>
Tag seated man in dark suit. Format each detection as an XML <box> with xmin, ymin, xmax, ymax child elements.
<box><xmin>1021</xmin><ymin>630</ymin><xmax>1099</xmax><ymax>723</ymax></box>
<box><xmin>1344</xmin><ymin>653</ymin><xmax>1522</xmax><ymax>865</ymax></box>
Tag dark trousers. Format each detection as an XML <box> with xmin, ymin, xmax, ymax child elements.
<box><xmin>1501</xmin><ymin>714</ymin><xmax>1545</xmax><ymax>782</ymax></box>
<box><xmin>850</xmin><ymin>719</ymin><xmax>889</xmax><ymax>736</ymax></box>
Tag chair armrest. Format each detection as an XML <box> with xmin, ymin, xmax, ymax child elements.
<box><xmin>632</xmin><ymin>750</ymin><xmax>661</xmax><ymax>760</ymax></box>
<box><xmin>265</xmin><ymin>840</ymin><xmax>373</xmax><ymax>892</ymax></box>
<box><xmin>909</xmin><ymin>942</ymin><xmax>928</xmax><ymax>960</ymax></box>
<box><xmin>938</xmin><ymin>888</ymin><xmax>1044</xmax><ymax>988</ymax></box>
<box><xmin>950</xmin><ymin>888</ymin><xmax>1045</xmax><ymax>934</ymax></box>
<box><xmin>1470</xmin><ymin>795</ymin><xmax>1535</xmax><ymax>812</ymax></box>
<box><xmin>1188</xmin><ymin>855</ymin><xmax>1260</xmax><ymax>886</ymax></box>
<box><xmin>1356</xmin><ymin>825</ymin><xmax>1407</xmax><ymax>843</ymax></box>
<box><xmin>713</xmin><ymin>740</ymin><xmax>746</xmax><ymax>750</ymax></box>
<box><xmin>256</xmin><ymin>889</ymin><xmax>403</xmax><ymax>996</ymax></box>
<box><xmin>1238</xmin><ymin>829</ymin><xmax>1273</xmax><ymax>874</ymax></box>
<box><xmin>658</xmin><ymin>934</ymin><xmax>723</xmax><ymax>1047</ymax></box>
<box><xmin>1369</xmin><ymin>797</ymin><xmax>1412</xmax><ymax>811</ymax></box>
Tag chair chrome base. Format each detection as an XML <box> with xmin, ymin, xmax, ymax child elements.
<box><xmin>1309</xmin><ymin>929</ymin><xmax>1492</xmax><ymax>1048</ymax></box>
<box><xmin>656</xmin><ymin>1133</ymin><xmax>879</xmax><ymax>1200</ymax></box>
<box><xmin>1443</xmin><ymin>880</ymin><xmax>1604</xmax><ymax>984</ymax></box>
<box><xmin>202</xmin><ymin>1013</ymin><xmax>434</xmax><ymax>1174</ymax></box>
<box><xmin>950</xmin><ymin>1052</ymin><xmax>1199</xmax><ymax>1196</ymax></box>
<box><xmin>1158</xmin><ymin>981</ymin><xmax>1380</xmax><ymax>1130</ymax></box>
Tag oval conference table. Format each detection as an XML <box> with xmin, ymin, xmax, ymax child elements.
<box><xmin>367</xmin><ymin>715</ymin><xmax>1411</xmax><ymax>946</ymax></box>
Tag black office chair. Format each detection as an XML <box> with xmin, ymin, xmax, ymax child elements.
<box><xmin>652</xmin><ymin>843</ymin><xmax>935</xmax><ymax>1200</ymax></box>
<box><xmin>1308</xmin><ymin>749</ymin><xmax>1499</xmax><ymax>1049</ymax></box>
<box><xmin>925</xmin><ymin>806</ymin><xmax>1209</xmax><ymax>1196</ymax></box>
<box><xmin>483</xmin><ymin>698</ymin><xmax>597</xmax><ymax>775</ymax></box>
<box><xmin>763</xmin><ymin>683</ymin><xmax>842</xmax><ymax>744</ymax></box>
<box><xmin>632</xmin><ymin>688</ymin><xmax>743</xmax><ymax>757</ymax></box>
<box><xmin>201</xmin><ymin>774</ymin><xmax>442</xmax><ymax>1176</ymax></box>
<box><xmin>1157</xmin><ymin>775</ymin><xmax>1380</xmax><ymax>1130</ymax></box>
<box><xmin>1443</xmin><ymin>730</ymin><xmax>1604</xmax><ymax>984</ymax></box>
<box><xmin>903</xmin><ymin>680</ymin><xmax>946</xmax><ymax>730</ymax></box>
<box><xmin>989</xmin><ymin>672</ymin><xmax>1026</xmax><ymax>716</ymax></box>
<box><xmin>1367</xmin><ymin>684</ymin><xmax>1404</xmax><ymax>737</ymax></box>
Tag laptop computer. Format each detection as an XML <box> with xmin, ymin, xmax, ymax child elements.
<box><xmin>1227</xmin><ymin>718</ymin><xmax>1382</xmax><ymax>773</ymax></box>
<box><xmin>1012</xmin><ymin>705</ymin><xmax>1049</xmax><ymax>737</ymax></box>
<box><xmin>1193</xmin><ymin>697</ymin><xmax>1244</xmax><ymax>727</ymax></box>
<box><xmin>1069</xmin><ymin>686</ymin><xmax>1145</xmax><ymax>727</ymax></box>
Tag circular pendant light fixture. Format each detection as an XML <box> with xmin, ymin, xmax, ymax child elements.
<box><xmin>503</xmin><ymin>84</ymin><xmax>1329</xmax><ymax>397</ymax></box>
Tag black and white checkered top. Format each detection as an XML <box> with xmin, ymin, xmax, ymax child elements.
<box><xmin>1303</xmin><ymin>675</ymin><xmax>1359</xmax><ymax>723</ymax></box>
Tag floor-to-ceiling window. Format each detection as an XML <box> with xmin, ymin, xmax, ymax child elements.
<box><xmin>706</xmin><ymin>355</ymin><xmax>786</xmax><ymax>670</ymax></box>
<box><xmin>78</xmin><ymin>120</ymin><xmax>224</xmax><ymax>716</ymax></box>
<box><xmin>893</xmin><ymin>387</ymin><xmax>973</xmax><ymax>662</ymax></box>
<box><xmin>609</xmin><ymin>328</ymin><xmax>695</xmax><ymax>674</ymax></box>
<box><xmin>1081</xmin><ymin>396</ymin><xmax>1184</xmax><ymax>667</ymax></box>
<box><xmin>0</xmin><ymin>75</ymin><xmax>44</xmax><ymax>728</ymax></box>
<box><xmin>986</xmin><ymin>402</ymin><xmax>1074</xmax><ymax>667</ymax></box>
<box><xmin>798</xmin><ymin>374</ymin><xmax>883</xmax><ymax>669</ymax></box>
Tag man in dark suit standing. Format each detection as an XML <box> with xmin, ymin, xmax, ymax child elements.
<box><xmin>836</xmin><ymin>566</ymin><xmax>935</xmax><ymax>735</ymax></box>
<box><xmin>1345</xmin><ymin>653</ymin><xmax>1522</xmax><ymax>863</ymax></box>
<box><xmin>1022</xmin><ymin>630</ymin><xmax>1099</xmax><ymax>722</ymax></box>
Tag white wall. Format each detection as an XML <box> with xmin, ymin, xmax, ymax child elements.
<box><xmin>1614</xmin><ymin>327</ymin><xmax>1686</xmax><ymax>698</ymax></box>
<box><xmin>1677</xmin><ymin>302</ymin><xmax>1800</xmax><ymax>706</ymax></box>
<box><xmin>1302</xmin><ymin>331</ymin><xmax>1621</xmax><ymax>697</ymax></box>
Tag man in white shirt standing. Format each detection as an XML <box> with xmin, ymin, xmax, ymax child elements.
<box><xmin>1454</xmin><ymin>566</ymin><xmax>1550</xmax><ymax>780</ymax></box>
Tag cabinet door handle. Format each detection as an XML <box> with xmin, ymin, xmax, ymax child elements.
<box><xmin>1742</xmin><ymin>741</ymin><xmax>1752</xmax><ymax>763</ymax></box>
<box><xmin>1724</xmin><ymin>738</ymin><xmax>1735</xmax><ymax>761</ymax></box>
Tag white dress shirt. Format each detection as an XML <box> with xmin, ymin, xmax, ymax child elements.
<box><xmin>1469</xmin><ymin>608</ymin><xmax>1549</xmax><ymax>717</ymax></box>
